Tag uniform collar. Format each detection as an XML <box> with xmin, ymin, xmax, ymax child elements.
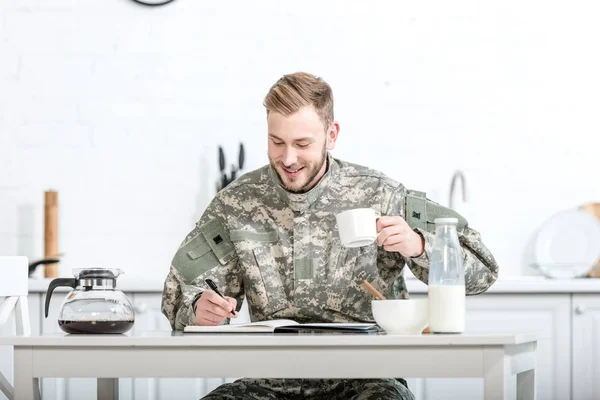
<box><xmin>268</xmin><ymin>153</ymin><xmax>339</xmax><ymax>213</ymax></box>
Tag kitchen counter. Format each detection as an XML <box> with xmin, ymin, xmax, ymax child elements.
<box><xmin>405</xmin><ymin>276</ymin><xmax>600</xmax><ymax>294</ymax></box>
<box><xmin>27</xmin><ymin>276</ymin><xmax>600</xmax><ymax>294</ymax></box>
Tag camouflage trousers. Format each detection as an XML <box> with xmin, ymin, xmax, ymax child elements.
<box><xmin>201</xmin><ymin>378</ymin><xmax>415</xmax><ymax>400</ymax></box>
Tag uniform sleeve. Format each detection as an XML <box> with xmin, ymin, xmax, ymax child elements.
<box><xmin>379</xmin><ymin>184</ymin><xmax>499</xmax><ymax>295</ymax></box>
<box><xmin>161</xmin><ymin>265</ymin><xmax>206</xmax><ymax>330</ymax></box>
<box><xmin>161</xmin><ymin>197</ymin><xmax>244</xmax><ymax>330</ymax></box>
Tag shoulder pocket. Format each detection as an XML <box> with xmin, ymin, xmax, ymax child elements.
<box><xmin>200</xmin><ymin>219</ymin><xmax>237</xmax><ymax>262</ymax></box>
<box><xmin>172</xmin><ymin>219</ymin><xmax>236</xmax><ymax>284</ymax></box>
<box><xmin>405</xmin><ymin>194</ymin><xmax>428</xmax><ymax>231</ymax></box>
<box><xmin>405</xmin><ymin>192</ymin><xmax>468</xmax><ymax>233</ymax></box>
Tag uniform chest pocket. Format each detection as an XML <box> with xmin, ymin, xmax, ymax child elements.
<box><xmin>325</xmin><ymin>236</ymin><xmax>379</xmax><ymax>321</ymax></box>
<box><xmin>230</xmin><ymin>229</ymin><xmax>289</xmax><ymax>319</ymax></box>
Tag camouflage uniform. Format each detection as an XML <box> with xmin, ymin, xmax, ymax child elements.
<box><xmin>162</xmin><ymin>155</ymin><xmax>499</xmax><ymax>400</ymax></box>
<box><xmin>201</xmin><ymin>378</ymin><xmax>414</xmax><ymax>400</ymax></box>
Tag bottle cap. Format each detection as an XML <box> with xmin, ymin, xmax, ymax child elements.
<box><xmin>434</xmin><ymin>217</ymin><xmax>458</xmax><ymax>225</ymax></box>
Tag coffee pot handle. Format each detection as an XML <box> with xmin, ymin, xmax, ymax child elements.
<box><xmin>45</xmin><ymin>278</ymin><xmax>77</xmax><ymax>318</ymax></box>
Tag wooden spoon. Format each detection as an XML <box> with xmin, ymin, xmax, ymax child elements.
<box><xmin>360</xmin><ymin>280</ymin><xmax>386</xmax><ymax>300</ymax></box>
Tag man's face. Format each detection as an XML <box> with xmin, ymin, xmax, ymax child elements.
<box><xmin>267</xmin><ymin>106</ymin><xmax>338</xmax><ymax>193</ymax></box>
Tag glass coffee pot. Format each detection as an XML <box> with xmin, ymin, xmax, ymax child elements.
<box><xmin>45</xmin><ymin>267</ymin><xmax>135</xmax><ymax>334</ymax></box>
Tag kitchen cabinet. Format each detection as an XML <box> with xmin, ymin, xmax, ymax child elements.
<box><xmin>572</xmin><ymin>294</ymin><xmax>600</xmax><ymax>400</ymax></box>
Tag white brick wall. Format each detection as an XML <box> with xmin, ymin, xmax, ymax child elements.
<box><xmin>1</xmin><ymin>0</ymin><xmax>600</xmax><ymax>281</ymax></box>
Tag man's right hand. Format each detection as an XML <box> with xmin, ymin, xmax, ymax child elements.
<box><xmin>194</xmin><ymin>290</ymin><xmax>238</xmax><ymax>326</ymax></box>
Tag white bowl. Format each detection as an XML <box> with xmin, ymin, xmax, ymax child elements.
<box><xmin>371</xmin><ymin>299</ymin><xmax>428</xmax><ymax>334</ymax></box>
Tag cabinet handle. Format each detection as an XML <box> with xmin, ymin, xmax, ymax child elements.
<box><xmin>575</xmin><ymin>305</ymin><xmax>586</xmax><ymax>315</ymax></box>
<box><xmin>135</xmin><ymin>303</ymin><xmax>148</xmax><ymax>314</ymax></box>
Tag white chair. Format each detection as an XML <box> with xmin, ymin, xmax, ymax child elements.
<box><xmin>0</xmin><ymin>256</ymin><xmax>31</xmax><ymax>400</ymax></box>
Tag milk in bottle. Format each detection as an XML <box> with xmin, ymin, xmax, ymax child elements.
<box><xmin>428</xmin><ymin>217</ymin><xmax>466</xmax><ymax>333</ymax></box>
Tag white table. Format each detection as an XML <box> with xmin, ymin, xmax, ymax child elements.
<box><xmin>0</xmin><ymin>331</ymin><xmax>539</xmax><ymax>400</ymax></box>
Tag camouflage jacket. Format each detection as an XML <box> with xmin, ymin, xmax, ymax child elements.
<box><xmin>161</xmin><ymin>155</ymin><xmax>499</xmax><ymax>330</ymax></box>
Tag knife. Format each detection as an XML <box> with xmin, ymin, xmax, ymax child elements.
<box><xmin>218</xmin><ymin>146</ymin><xmax>227</xmax><ymax>190</ymax></box>
<box><xmin>238</xmin><ymin>142</ymin><xmax>245</xmax><ymax>171</ymax></box>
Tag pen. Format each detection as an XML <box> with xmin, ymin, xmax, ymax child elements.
<box><xmin>205</xmin><ymin>278</ymin><xmax>237</xmax><ymax>317</ymax></box>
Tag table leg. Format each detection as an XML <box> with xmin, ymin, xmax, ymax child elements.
<box><xmin>0</xmin><ymin>297</ymin><xmax>18</xmax><ymax>325</ymax></box>
<box><xmin>15</xmin><ymin>296</ymin><xmax>31</xmax><ymax>336</ymax></box>
<box><xmin>98</xmin><ymin>378</ymin><xmax>119</xmax><ymax>400</ymax></box>
<box><xmin>517</xmin><ymin>369</ymin><xmax>535</xmax><ymax>400</ymax></box>
<box><xmin>13</xmin><ymin>347</ymin><xmax>40</xmax><ymax>400</ymax></box>
<box><xmin>483</xmin><ymin>347</ymin><xmax>516</xmax><ymax>400</ymax></box>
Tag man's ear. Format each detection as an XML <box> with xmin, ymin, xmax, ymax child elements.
<box><xmin>326</xmin><ymin>121</ymin><xmax>340</xmax><ymax>150</ymax></box>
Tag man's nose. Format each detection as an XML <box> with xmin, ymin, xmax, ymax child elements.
<box><xmin>282</xmin><ymin>147</ymin><xmax>298</xmax><ymax>166</ymax></box>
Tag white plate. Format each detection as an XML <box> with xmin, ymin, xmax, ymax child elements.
<box><xmin>534</xmin><ymin>209</ymin><xmax>600</xmax><ymax>268</ymax></box>
<box><xmin>530</xmin><ymin>263</ymin><xmax>591</xmax><ymax>279</ymax></box>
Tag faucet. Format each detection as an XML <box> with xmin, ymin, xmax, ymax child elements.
<box><xmin>449</xmin><ymin>170</ymin><xmax>467</xmax><ymax>210</ymax></box>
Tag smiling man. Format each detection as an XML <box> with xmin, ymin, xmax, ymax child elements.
<box><xmin>268</xmin><ymin>103</ymin><xmax>332</xmax><ymax>194</ymax></box>
<box><xmin>162</xmin><ymin>72</ymin><xmax>499</xmax><ymax>400</ymax></box>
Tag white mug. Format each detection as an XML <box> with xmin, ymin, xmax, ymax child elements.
<box><xmin>335</xmin><ymin>208</ymin><xmax>378</xmax><ymax>248</ymax></box>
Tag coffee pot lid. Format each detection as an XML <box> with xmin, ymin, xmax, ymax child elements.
<box><xmin>73</xmin><ymin>267</ymin><xmax>123</xmax><ymax>279</ymax></box>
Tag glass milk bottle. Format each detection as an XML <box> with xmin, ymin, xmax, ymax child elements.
<box><xmin>428</xmin><ymin>217</ymin><xmax>466</xmax><ymax>333</ymax></box>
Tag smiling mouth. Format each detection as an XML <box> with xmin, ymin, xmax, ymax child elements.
<box><xmin>282</xmin><ymin>166</ymin><xmax>304</xmax><ymax>177</ymax></box>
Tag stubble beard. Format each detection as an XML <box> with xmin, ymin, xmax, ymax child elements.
<box><xmin>270</xmin><ymin>144</ymin><xmax>328</xmax><ymax>194</ymax></box>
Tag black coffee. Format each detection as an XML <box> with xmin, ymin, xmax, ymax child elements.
<box><xmin>58</xmin><ymin>320</ymin><xmax>134</xmax><ymax>334</ymax></box>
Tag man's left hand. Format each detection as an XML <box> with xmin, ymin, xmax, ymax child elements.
<box><xmin>376</xmin><ymin>216</ymin><xmax>425</xmax><ymax>258</ymax></box>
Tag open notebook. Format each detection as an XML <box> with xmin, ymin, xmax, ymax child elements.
<box><xmin>183</xmin><ymin>319</ymin><xmax>379</xmax><ymax>334</ymax></box>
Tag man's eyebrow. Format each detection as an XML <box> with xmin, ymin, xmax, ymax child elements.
<box><xmin>268</xmin><ymin>134</ymin><xmax>314</xmax><ymax>142</ymax></box>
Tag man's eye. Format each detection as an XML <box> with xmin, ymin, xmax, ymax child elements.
<box><xmin>272</xmin><ymin>140</ymin><xmax>284</xmax><ymax>146</ymax></box>
<box><xmin>297</xmin><ymin>143</ymin><xmax>310</xmax><ymax>148</ymax></box>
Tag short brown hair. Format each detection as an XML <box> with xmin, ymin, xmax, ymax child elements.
<box><xmin>263</xmin><ymin>72</ymin><xmax>334</xmax><ymax>130</ymax></box>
